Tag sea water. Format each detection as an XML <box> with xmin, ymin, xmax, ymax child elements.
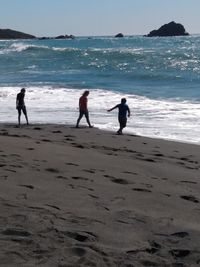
<box><xmin>0</xmin><ymin>36</ymin><xmax>200</xmax><ymax>144</ymax></box>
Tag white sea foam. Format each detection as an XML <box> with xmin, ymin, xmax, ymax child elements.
<box><xmin>10</xmin><ymin>43</ymin><xmax>50</xmax><ymax>52</ymax></box>
<box><xmin>0</xmin><ymin>43</ymin><xmax>50</xmax><ymax>54</ymax></box>
<box><xmin>52</xmin><ymin>47</ymin><xmax>79</xmax><ymax>52</ymax></box>
<box><xmin>0</xmin><ymin>86</ymin><xmax>200</xmax><ymax>144</ymax></box>
<box><xmin>0</xmin><ymin>43</ymin><xmax>80</xmax><ymax>55</ymax></box>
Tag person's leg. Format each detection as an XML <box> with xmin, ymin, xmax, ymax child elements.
<box><xmin>85</xmin><ymin>111</ymin><xmax>92</xmax><ymax>127</ymax></box>
<box><xmin>76</xmin><ymin>111</ymin><xmax>84</xmax><ymax>127</ymax></box>
<box><xmin>117</xmin><ymin>117</ymin><xmax>126</xmax><ymax>134</ymax></box>
<box><xmin>17</xmin><ymin>108</ymin><xmax>21</xmax><ymax>126</ymax></box>
<box><xmin>22</xmin><ymin>106</ymin><xmax>29</xmax><ymax>125</ymax></box>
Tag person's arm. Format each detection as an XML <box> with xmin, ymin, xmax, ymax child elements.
<box><xmin>107</xmin><ymin>105</ymin><xmax>118</xmax><ymax>112</ymax></box>
<box><xmin>127</xmin><ymin>106</ymin><xmax>131</xmax><ymax>117</ymax></box>
<box><xmin>16</xmin><ymin>95</ymin><xmax>19</xmax><ymax>109</ymax></box>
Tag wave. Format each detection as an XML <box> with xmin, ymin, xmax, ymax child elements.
<box><xmin>1</xmin><ymin>86</ymin><xmax>200</xmax><ymax>144</ymax></box>
<box><xmin>2</xmin><ymin>43</ymin><xmax>145</xmax><ymax>55</ymax></box>
<box><xmin>1</xmin><ymin>41</ymin><xmax>199</xmax><ymax>65</ymax></box>
<box><xmin>0</xmin><ymin>42</ymin><xmax>82</xmax><ymax>56</ymax></box>
<box><xmin>11</xmin><ymin>43</ymin><xmax>50</xmax><ymax>52</ymax></box>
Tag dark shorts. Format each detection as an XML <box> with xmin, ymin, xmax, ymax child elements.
<box><xmin>79</xmin><ymin>109</ymin><xmax>89</xmax><ymax>117</ymax></box>
<box><xmin>118</xmin><ymin>117</ymin><xmax>127</xmax><ymax>128</ymax></box>
<box><xmin>17</xmin><ymin>106</ymin><xmax>27</xmax><ymax>115</ymax></box>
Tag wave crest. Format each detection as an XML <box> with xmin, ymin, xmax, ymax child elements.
<box><xmin>10</xmin><ymin>43</ymin><xmax>50</xmax><ymax>52</ymax></box>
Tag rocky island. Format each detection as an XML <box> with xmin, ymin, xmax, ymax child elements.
<box><xmin>115</xmin><ymin>33</ymin><xmax>124</xmax><ymax>38</ymax></box>
<box><xmin>0</xmin><ymin>28</ymin><xmax>75</xmax><ymax>40</ymax></box>
<box><xmin>0</xmin><ymin>28</ymin><xmax>36</xmax><ymax>39</ymax></box>
<box><xmin>145</xmin><ymin>21</ymin><xmax>189</xmax><ymax>37</ymax></box>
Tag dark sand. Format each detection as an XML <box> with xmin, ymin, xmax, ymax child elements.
<box><xmin>0</xmin><ymin>123</ymin><xmax>200</xmax><ymax>267</ymax></box>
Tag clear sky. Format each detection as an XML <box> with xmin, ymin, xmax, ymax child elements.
<box><xmin>0</xmin><ymin>0</ymin><xmax>199</xmax><ymax>36</ymax></box>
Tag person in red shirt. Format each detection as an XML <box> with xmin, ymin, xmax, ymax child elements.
<box><xmin>76</xmin><ymin>90</ymin><xmax>93</xmax><ymax>128</ymax></box>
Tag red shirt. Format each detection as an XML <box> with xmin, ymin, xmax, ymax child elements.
<box><xmin>79</xmin><ymin>96</ymin><xmax>88</xmax><ymax>111</ymax></box>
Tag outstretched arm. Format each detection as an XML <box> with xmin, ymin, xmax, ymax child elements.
<box><xmin>107</xmin><ymin>105</ymin><xmax>118</xmax><ymax>112</ymax></box>
<box><xmin>127</xmin><ymin>106</ymin><xmax>131</xmax><ymax>117</ymax></box>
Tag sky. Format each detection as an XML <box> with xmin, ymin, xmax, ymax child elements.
<box><xmin>0</xmin><ymin>0</ymin><xmax>199</xmax><ymax>37</ymax></box>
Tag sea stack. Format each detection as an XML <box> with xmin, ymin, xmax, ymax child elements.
<box><xmin>115</xmin><ymin>33</ymin><xmax>124</xmax><ymax>38</ymax></box>
<box><xmin>145</xmin><ymin>21</ymin><xmax>189</xmax><ymax>37</ymax></box>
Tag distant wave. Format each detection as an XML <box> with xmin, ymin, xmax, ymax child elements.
<box><xmin>10</xmin><ymin>43</ymin><xmax>50</xmax><ymax>52</ymax></box>
<box><xmin>3</xmin><ymin>43</ymin><xmax>146</xmax><ymax>55</ymax></box>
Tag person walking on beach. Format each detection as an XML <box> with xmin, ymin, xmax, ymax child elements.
<box><xmin>16</xmin><ymin>88</ymin><xmax>29</xmax><ymax>126</ymax></box>
<box><xmin>107</xmin><ymin>98</ymin><xmax>130</xmax><ymax>135</ymax></box>
<box><xmin>76</xmin><ymin>90</ymin><xmax>93</xmax><ymax>128</ymax></box>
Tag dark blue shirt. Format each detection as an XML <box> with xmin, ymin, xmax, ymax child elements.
<box><xmin>116</xmin><ymin>103</ymin><xmax>130</xmax><ymax>118</ymax></box>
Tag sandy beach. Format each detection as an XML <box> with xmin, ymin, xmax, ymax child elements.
<box><xmin>0</xmin><ymin>123</ymin><xmax>200</xmax><ymax>267</ymax></box>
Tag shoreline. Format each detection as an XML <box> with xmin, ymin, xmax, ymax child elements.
<box><xmin>1</xmin><ymin>121</ymin><xmax>200</xmax><ymax>146</ymax></box>
<box><xmin>0</xmin><ymin>123</ymin><xmax>200</xmax><ymax>266</ymax></box>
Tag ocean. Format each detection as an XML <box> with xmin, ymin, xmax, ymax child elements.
<box><xmin>0</xmin><ymin>36</ymin><xmax>200</xmax><ymax>144</ymax></box>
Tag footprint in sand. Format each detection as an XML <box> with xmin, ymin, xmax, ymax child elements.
<box><xmin>0</xmin><ymin>164</ymin><xmax>6</xmax><ymax>167</ymax></box>
<box><xmin>65</xmin><ymin>162</ymin><xmax>79</xmax><ymax>167</ymax></box>
<box><xmin>52</xmin><ymin>130</ymin><xmax>62</xmax><ymax>133</ymax></box>
<box><xmin>42</xmin><ymin>139</ymin><xmax>52</xmax><ymax>142</ymax></box>
<box><xmin>2</xmin><ymin>228</ymin><xmax>31</xmax><ymax>237</ymax></box>
<box><xmin>132</xmin><ymin>188</ymin><xmax>152</xmax><ymax>193</ymax></box>
<box><xmin>45</xmin><ymin>168</ymin><xmax>60</xmax><ymax>173</ymax></box>
<box><xmin>111</xmin><ymin>178</ymin><xmax>129</xmax><ymax>185</ymax></box>
<box><xmin>145</xmin><ymin>241</ymin><xmax>161</xmax><ymax>255</ymax></box>
<box><xmin>71</xmin><ymin>176</ymin><xmax>89</xmax><ymax>181</ymax></box>
<box><xmin>88</xmin><ymin>194</ymin><xmax>99</xmax><ymax>199</ymax></box>
<box><xmin>63</xmin><ymin>231</ymin><xmax>97</xmax><ymax>243</ymax></box>
<box><xmin>72</xmin><ymin>143</ymin><xmax>85</xmax><ymax>149</ymax></box>
<box><xmin>171</xmin><ymin>232</ymin><xmax>189</xmax><ymax>238</ymax></box>
<box><xmin>19</xmin><ymin>184</ymin><xmax>34</xmax><ymax>189</ymax></box>
<box><xmin>83</xmin><ymin>169</ymin><xmax>95</xmax><ymax>173</ymax></box>
<box><xmin>170</xmin><ymin>249</ymin><xmax>190</xmax><ymax>258</ymax></box>
<box><xmin>104</xmin><ymin>175</ymin><xmax>129</xmax><ymax>185</ymax></box>
<box><xmin>46</xmin><ymin>204</ymin><xmax>61</xmax><ymax>210</ymax></box>
<box><xmin>180</xmin><ymin>180</ymin><xmax>197</xmax><ymax>184</ymax></box>
<box><xmin>5</xmin><ymin>169</ymin><xmax>17</xmax><ymax>173</ymax></box>
<box><xmin>180</xmin><ymin>195</ymin><xmax>199</xmax><ymax>203</ymax></box>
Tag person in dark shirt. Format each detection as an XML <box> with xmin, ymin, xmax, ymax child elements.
<box><xmin>107</xmin><ymin>98</ymin><xmax>130</xmax><ymax>135</ymax></box>
<box><xmin>76</xmin><ymin>90</ymin><xmax>93</xmax><ymax>128</ymax></box>
<box><xmin>16</xmin><ymin>88</ymin><xmax>29</xmax><ymax>126</ymax></box>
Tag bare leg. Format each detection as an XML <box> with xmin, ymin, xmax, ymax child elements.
<box><xmin>25</xmin><ymin>114</ymin><xmax>29</xmax><ymax>125</ymax></box>
<box><xmin>85</xmin><ymin>112</ymin><xmax>92</xmax><ymax>127</ymax></box>
<box><xmin>18</xmin><ymin>109</ymin><xmax>21</xmax><ymax>126</ymax></box>
<box><xmin>76</xmin><ymin>112</ymin><xmax>83</xmax><ymax>128</ymax></box>
<box><xmin>22</xmin><ymin>107</ymin><xmax>29</xmax><ymax>125</ymax></box>
<box><xmin>117</xmin><ymin>118</ymin><xmax>126</xmax><ymax>135</ymax></box>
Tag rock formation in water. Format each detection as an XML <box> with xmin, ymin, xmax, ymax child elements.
<box><xmin>115</xmin><ymin>33</ymin><xmax>124</xmax><ymax>38</ymax></box>
<box><xmin>146</xmin><ymin>21</ymin><xmax>189</xmax><ymax>37</ymax></box>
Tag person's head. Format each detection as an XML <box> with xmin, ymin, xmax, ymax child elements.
<box><xmin>121</xmin><ymin>98</ymin><xmax>126</xmax><ymax>104</ymax></box>
<box><xmin>21</xmin><ymin>88</ymin><xmax>26</xmax><ymax>94</ymax></box>
<box><xmin>83</xmin><ymin>90</ymin><xmax>89</xmax><ymax>97</ymax></box>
